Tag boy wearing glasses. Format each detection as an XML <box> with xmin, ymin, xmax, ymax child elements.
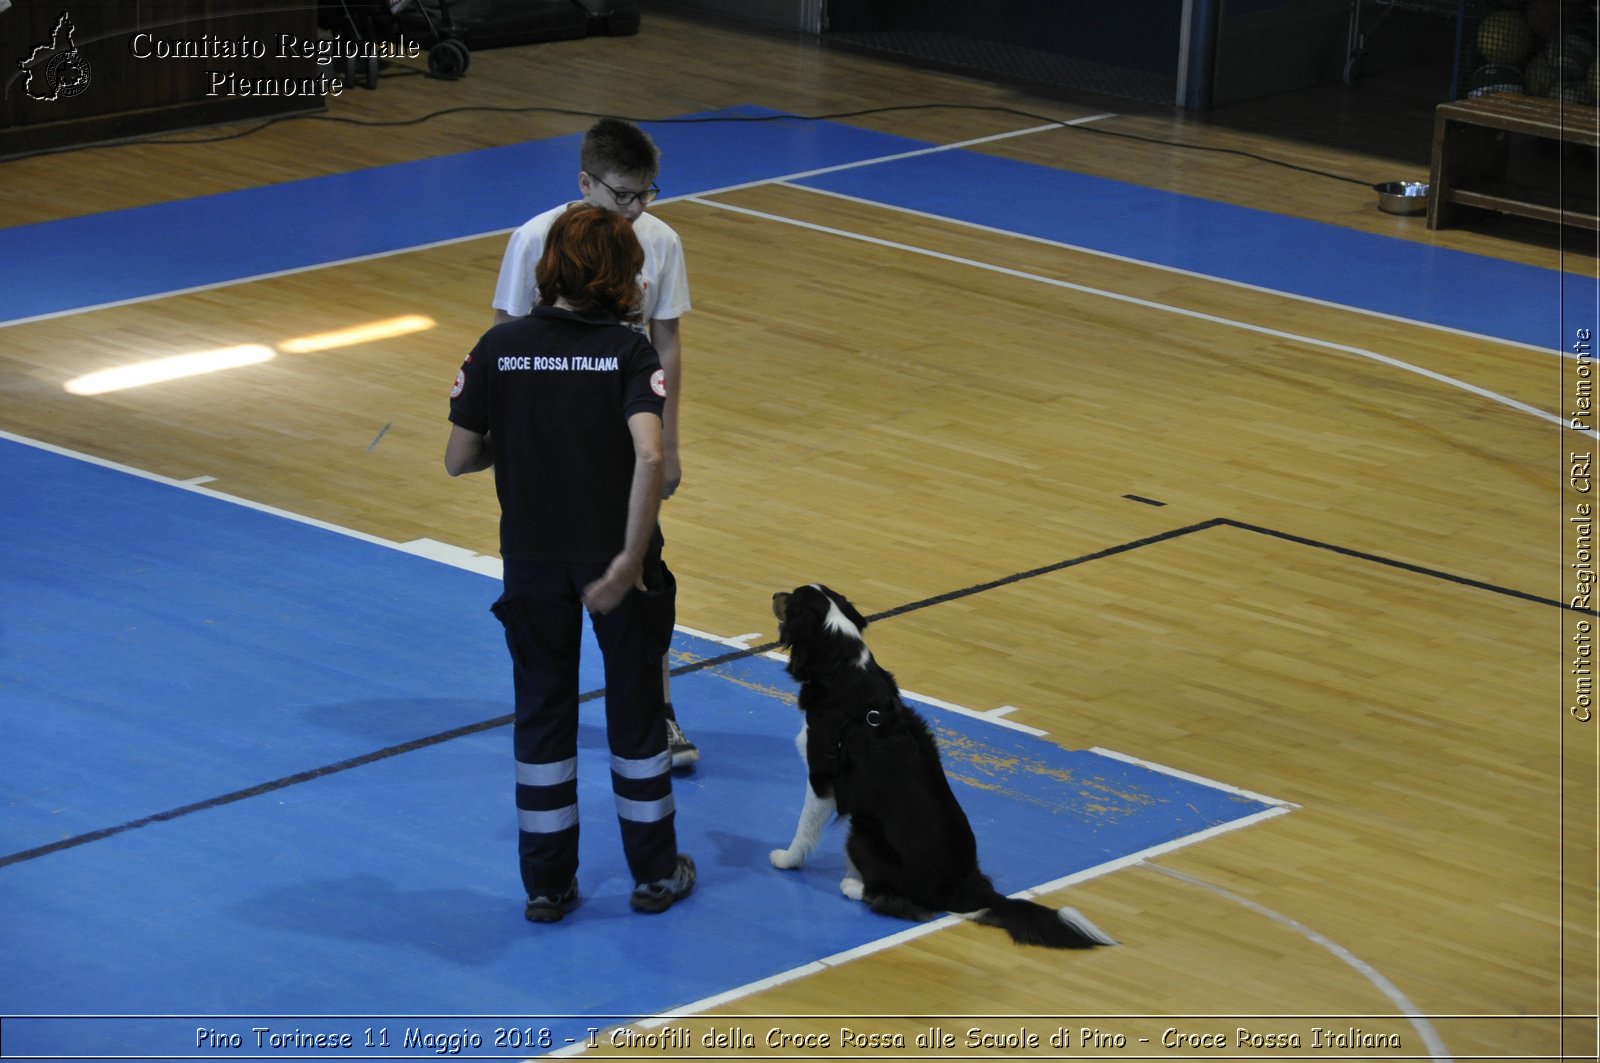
<box><xmin>492</xmin><ymin>117</ymin><xmax>699</xmax><ymax>771</ymax></box>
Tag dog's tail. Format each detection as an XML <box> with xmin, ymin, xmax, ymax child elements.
<box><xmin>959</xmin><ymin>879</ymin><xmax>1117</xmax><ymax>949</ymax></box>
<box><xmin>975</xmin><ymin>898</ymin><xmax>1117</xmax><ymax>949</ymax></box>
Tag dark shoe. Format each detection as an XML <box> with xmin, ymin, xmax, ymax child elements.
<box><xmin>630</xmin><ymin>854</ymin><xmax>695</xmax><ymax>913</ymax></box>
<box><xmin>665</xmin><ymin>718</ymin><xmax>700</xmax><ymax>771</ymax></box>
<box><xmin>524</xmin><ymin>878</ymin><xmax>579</xmax><ymax>923</ymax></box>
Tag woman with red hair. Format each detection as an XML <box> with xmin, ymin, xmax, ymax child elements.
<box><xmin>445</xmin><ymin>204</ymin><xmax>694</xmax><ymax>922</ymax></box>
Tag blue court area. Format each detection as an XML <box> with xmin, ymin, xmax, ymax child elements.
<box><xmin>0</xmin><ymin>106</ymin><xmax>927</xmax><ymax>323</ymax></box>
<box><xmin>0</xmin><ymin>435</ymin><xmax>1281</xmax><ymax>1059</ymax></box>
<box><xmin>0</xmin><ymin>106</ymin><xmax>1592</xmax><ymax>348</ymax></box>
<box><xmin>792</xmin><ymin>152</ymin><xmax>1595</xmax><ymax>350</ymax></box>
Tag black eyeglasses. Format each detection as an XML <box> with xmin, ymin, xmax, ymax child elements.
<box><xmin>585</xmin><ymin>172</ymin><xmax>660</xmax><ymax>208</ymax></box>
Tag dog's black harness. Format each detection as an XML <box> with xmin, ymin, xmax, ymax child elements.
<box><xmin>805</xmin><ymin>663</ymin><xmax>896</xmax><ymax>774</ymax></box>
<box><xmin>834</xmin><ymin>703</ymin><xmax>892</xmax><ymax>756</ymax></box>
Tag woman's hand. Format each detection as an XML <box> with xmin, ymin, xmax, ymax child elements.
<box><xmin>582</xmin><ymin>554</ymin><xmax>646</xmax><ymax>614</ymax></box>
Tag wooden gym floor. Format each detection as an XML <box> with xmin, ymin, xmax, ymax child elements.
<box><xmin>1</xmin><ymin>10</ymin><xmax>1595</xmax><ymax>1061</ymax></box>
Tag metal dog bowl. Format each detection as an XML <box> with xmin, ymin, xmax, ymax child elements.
<box><xmin>1374</xmin><ymin>180</ymin><xmax>1430</xmax><ymax>216</ymax></box>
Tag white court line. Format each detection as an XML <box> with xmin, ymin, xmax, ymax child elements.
<box><xmin>17</xmin><ymin>104</ymin><xmax>1542</xmax><ymax>366</ymax></box>
<box><xmin>679</xmin><ymin>120</ymin><xmax>1094</xmax><ymax>202</ymax></box>
<box><xmin>674</xmin><ymin>624</ymin><xmax>762</xmax><ymax>648</ymax></box>
<box><xmin>1148</xmin><ymin>864</ymin><xmax>1454</xmax><ymax>1063</ymax></box>
<box><xmin>0</xmin><ymin>231</ymin><xmax>497</xmax><ymax>331</ymax></box>
<box><xmin>0</xmin><ymin>121</ymin><xmax>1091</xmax><ymax>331</ymax></box>
<box><xmin>0</xmin><ymin>429</ymin><xmax>1066</xmax><ymax>744</ymax></box>
<box><xmin>900</xmin><ymin>688</ymin><xmax>1048</xmax><ymax>737</ymax></box>
<box><xmin>677</xmin><ymin>618</ymin><xmax>1051</xmax><ymax>737</ymax></box>
<box><xmin>780</xmin><ymin>180</ymin><xmax>1580</xmax><ymax>360</ymax></box>
<box><xmin>400</xmin><ymin>537</ymin><xmax>504</xmax><ymax>578</ymax></box>
<box><xmin>675</xmin><ymin>625</ymin><xmax>1050</xmax><ymax>737</ymax></box>
<box><xmin>0</xmin><ymin>429</ymin><xmax>418</xmax><ymax>551</ymax></box>
<box><xmin>2</xmin><ymin>433</ymin><xmax>497</xmax><ymax>582</ymax></box>
<box><xmin>685</xmin><ymin>193</ymin><xmax>1597</xmax><ymax>440</ymax></box>
<box><xmin>6</xmin><ymin>428</ymin><xmax>1340</xmax><ymax>1057</ymax></box>
<box><xmin>554</xmin><ymin>800</ymin><xmax>1296</xmax><ymax>1059</ymax></box>
<box><xmin>1091</xmin><ymin>746</ymin><xmax>1299</xmax><ymax>810</ymax></box>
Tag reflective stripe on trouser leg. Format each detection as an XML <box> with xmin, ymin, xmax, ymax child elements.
<box><xmin>611</xmin><ymin>751</ymin><xmax>676</xmax><ymax>884</ymax></box>
<box><xmin>516</xmin><ymin>757</ymin><xmax>579</xmax><ymax>878</ymax></box>
<box><xmin>589</xmin><ymin>550</ymin><xmax>679</xmax><ymax>884</ymax></box>
<box><xmin>493</xmin><ymin>568</ymin><xmax>583</xmax><ymax>897</ymax></box>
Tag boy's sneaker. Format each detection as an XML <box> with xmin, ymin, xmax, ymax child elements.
<box><xmin>524</xmin><ymin>878</ymin><xmax>579</xmax><ymax>923</ymax></box>
<box><xmin>630</xmin><ymin>854</ymin><xmax>696</xmax><ymax>913</ymax></box>
<box><xmin>665</xmin><ymin>718</ymin><xmax>699</xmax><ymax>771</ymax></box>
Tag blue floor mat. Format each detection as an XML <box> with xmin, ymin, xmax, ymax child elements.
<box><xmin>0</xmin><ymin>436</ymin><xmax>1281</xmax><ymax>1059</ymax></box>
<box><xmin>2</xmin><ymin>105</ymin><xmax>1588</xmax><ymax>351</ymax></box>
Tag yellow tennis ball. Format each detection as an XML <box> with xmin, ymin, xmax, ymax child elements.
<box><xmin>1477</xmin><ymin>9</ymin><xmax>1535</xmax><ymax>64</ymax></box>
<box><xmin>1525</xmin><ymin>53</ymin><xmax>1559</xmax><ymax>95</ymax></box>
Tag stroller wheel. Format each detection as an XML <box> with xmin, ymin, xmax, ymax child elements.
<box><xmin>428</xmin><ymin>38</ymin><xmax>470</xmax><ymax>80</ymax></box>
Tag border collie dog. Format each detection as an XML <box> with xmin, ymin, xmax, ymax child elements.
<box><xmin>768</xmin><ymin>584</ymin><xmax>1115</xmax><ymax>949</ymax></box>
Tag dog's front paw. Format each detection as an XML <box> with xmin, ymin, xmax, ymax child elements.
<box><xmin>839</xmin><ymin>876</ymin><xmax>865</xmax><ymax>901</ymax></box>
<box><xmin>769</xmin><ymin>847</ymin><xmax>806</xmax><ymax>869</ymax></box>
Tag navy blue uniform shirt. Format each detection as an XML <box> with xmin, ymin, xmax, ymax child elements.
<box><xmin>449</xmin><ymin>305</ymin><xmax>665</xmax><ymax>561</ymax></box>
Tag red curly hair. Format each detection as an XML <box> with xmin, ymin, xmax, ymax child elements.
<box><xmin>535</xmin><ymin>204</ymin><xmax>644</xmax><ymax>321</ymax></box>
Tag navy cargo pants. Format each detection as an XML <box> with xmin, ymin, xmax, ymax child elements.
<box><xmin>491</xmin><ymin>551</ymin><xmax>678</xmax><ymax>896</ymax></box>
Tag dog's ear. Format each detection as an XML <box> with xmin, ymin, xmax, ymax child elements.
<box><xmin>818</xmin><ymin>585</ymin><xmax>869</xmax><ymax>633</ymax></box>
<box><xmin>785</xmin><ymin>638</ymin><xmax>812</xmax><ymax>681</ymax></box>
<box><xmin>776</xmin><ymin>586</ymin><xmax>824</xmax><ymax>680</ymax></box>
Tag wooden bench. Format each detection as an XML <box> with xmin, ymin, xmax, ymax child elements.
<box><xmin>1428</xmin><ymin>94</ymin><xmax>1600</xmax><ymax>231</ymax></box>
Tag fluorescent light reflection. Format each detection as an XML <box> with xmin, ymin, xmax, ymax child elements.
<box><xmin>64</xmin><ymin>345</ymin><xmax>277</xmax><ymax>396</ymax></box>
<box><xmin>278</xmin><ymin>314</ymin><xmax>435</xmax><ymax>354</ymax></box>
<box><xmin>61</xmin><ymin>314</ymin><xmax>438</xmax><ymax>397</ymax></box>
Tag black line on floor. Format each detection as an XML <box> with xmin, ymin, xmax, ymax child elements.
<box><xmin>2</xmin><ymin>515</ymin><xmax>1569</xmax><ymax>868</ymax></box>
<box><xmin>866</xmin><ymin>519</ymin><xmax>1228</xmax><ymax>622</ymax></box>
<box><xmin>0</xmin><ymin>687</ymin><xmax>593</xmax><ymax>872</ymax></box>
<box><xmin>671</xmin><ymin>519</ymin><xmax>1229</xmax><ymax>678</ymax></box>
<box><xmin>0</xmin><ymin>713</ymin><xmax>482</xmax><ymax>869</ymax></box>
<box><xmin>1217</xmin><ymin>519</ymin><xmax>1577</xmax><ymax>612</ymax></box>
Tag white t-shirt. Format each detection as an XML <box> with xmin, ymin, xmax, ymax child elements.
<box><xmin>492</xmin><ymin>203</ymin><xmax>691</xmax><ymax>325</ymax></box>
